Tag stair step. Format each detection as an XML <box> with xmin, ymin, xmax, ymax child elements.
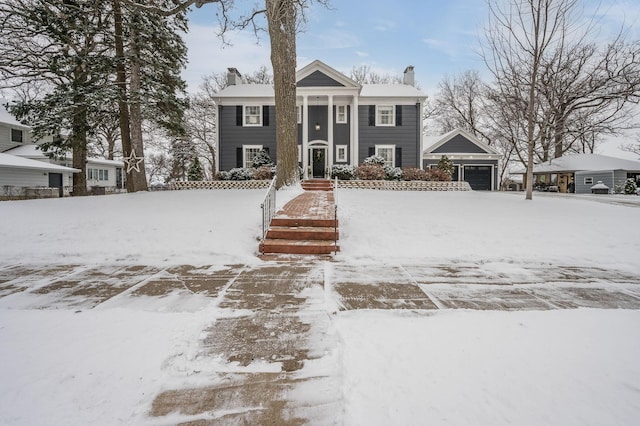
<box><xmin>266</xmin><ymin>226</ymin><xmax>339</xmax><ymax>240</ymax></box>
<box><xmin>271</xmin><ymin>217</ymin><xmax>338</xmax><ymax>228</ymax></box>
<box><xmin>260</xmin><ymin>239</ymin><xmax>340</xmax><ymax>255</ymax></box>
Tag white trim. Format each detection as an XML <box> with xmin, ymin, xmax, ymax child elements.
<box><xmin>296</xmin><ymin>60</ymin><xmax>361</xmax><ymax>89</ymax></box>
<box><xmin>423</xmin><ymin>128</ymin><xmax>500</xmax><ymax>156</ymax></box>
<box><xmin>298</xmin><ymin>145</ymin><xmax>302</xmax><ymax>163</ymax></box>
<box><xmin>302</xmin><ymin>95</ymin><xmax>309</xmax><ymax>178</ymax></box>
<box><xmin>243</xmin><ymin>105</ymin><xmax>262</xmax><ymax>127</ymax></box>
<box><xmin>242</xmin><ymin>144</ymin><xmax>263</xmax><ymax>168</ymax></box>
<box><xmin>375</xmin><ymin>144</ymin><xmax>396</xmax><ymax>167</ymax></box>
<box><xmin>215</xmin><ymin>105</ymin><xmax>220</xmax><ymax>173</ymax></box>
<box><xmin>352</xmin><ymin>95</ymin><xmax>359</xmax><ymax>166</ymax></box>
<box><xmin>375</xmin><ymin>105</ymin><xmax>395</xmax><ymax>127</ymax></box>
<box><xmin>328</xmin><ymin>95</ymin><xmax>334</xmax><ymax>167</ymax></box>
<box><xmin>584</xmin><ymin>176</ymin><xmax>594</xmax><ymax>185</ymax></box>
<box><xmin>336</xmin><ymin>105</ymin><xmax>347</xmax><ymax>124</ymax></box>
<box><xmin>336</xmin><ymin>145</ymin><xmax>348</xmax><ymax>162</ymax></box>
<box><xmin>296</xmin><ymin>105</ymin><xmax>301</xmax><ymax>124</ymax></box>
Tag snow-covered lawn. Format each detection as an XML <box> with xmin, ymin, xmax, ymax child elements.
<box><xmin>1</xmin><ymin>188</ymin><xmax>639</xmax><ymax>425</ymax></box>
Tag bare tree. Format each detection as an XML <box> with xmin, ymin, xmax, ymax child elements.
<box><xmin>350</xmin><ymin>65</ymin><xmax>402</xmax><ymax>85</ymax></box>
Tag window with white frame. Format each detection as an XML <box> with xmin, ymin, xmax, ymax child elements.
<box><xmin>336</xmin><ymin>145</ymin><xmax>347</xmax><ymax>162</ymax></box>
<box><xmin>298</xmin><ymin>145</ymin><xmax>302</xmax><ymax>163</ymax></box>
<box><xmin>11</xmin><ymin>128</ymin><xmax>23</xmax><ymax>143</ymax></box>
<box><xmin>376</xmin><ymin>105</ymin><xmax>395</xmax><ymax>126</ymax></box>
<box><xmin>243</xmin><ymin>105</ymin><xmax>262</xmax><ymax>126</ymax></box>
<box><xmin>584</xmin><ymin>177</ymin><xmax>593</xmax><ymax>185</ymax></box>
<box><xmin>243</xmin><ymin>145</ymin><xmax>263</xmax><ymax>168</ymax></box>
<box><xmin>375</xmin><ymin>144</ymin><xmax>395</xmax><ymax>167</ymax></box>
<box><xmin>336</xmin><ymin>105</ymin><xmax>347</xmax><ymax>124</ymax></box>
<box><xmin>88</xmin><ymin>168</ymin><xmax>109</xmax><ymax>181</ymax></box>
<box><xmin>296</xmin><ymin>106</ymin><xmax>302</xmax><ymax>124</ymax></box>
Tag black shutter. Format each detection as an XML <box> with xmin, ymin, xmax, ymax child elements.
<box><xmin>368</xmin><ymin>147</ymin><xmax>375</xmax><ymax>157</ymax></box>
<box><xmin>236</xmin><ymin>106</ymin><xmax>243</xmax><ymax>126</ymax></box>
<box><xmin>396</xmin><ymin>105</ymin><xmax>402</xmax><ymax>126</ymax></box>
<box><xmin>395</xmin><ymin>147</ymin><xmax>402</xmax><ymax>167</ymax></box>
<box><xmin>368</xmin><ymin>105</ymin><xmax>375</xmax><ymax>126</ymax></box>
<box><xmin>236</xmin><ymin>147</ymin><xmax>243</xmax><ymax>168</ymax></box>
<box><xmin>263</xmin><ymin>106</ymin><xmax>269</xmax><ymax>126</ymax></box>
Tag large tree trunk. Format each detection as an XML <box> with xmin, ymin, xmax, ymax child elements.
<box><xmin>112</xmin><ymin>0</ymin><xmax>134</xmax><ymax>192</ymax></box>
<box><xmin>266</xmin><ymin>0</ymin><xmax>298</xmax><ymax>189</ymax></box>
<box><xmin>128</xmin><ymin>26</ymin><xmax>149</xmax><ymax>191</ymax></box>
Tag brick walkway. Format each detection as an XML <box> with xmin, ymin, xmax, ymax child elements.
<box><xmin>276</xmin><ymin>190</ymin><xmax>336</xmax><ymax>220</ymax></box>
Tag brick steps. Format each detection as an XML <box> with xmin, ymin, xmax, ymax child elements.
<box><xmin>260</xmin><ymin>183</ymin><xmax>339</xmax><ymax>256</ymax></box>
<box><xmin>301</xmin><ymin>180</ymin><xmax>334</xmax><ymax>191</ymax></box>
<box><xmin>267</xmin><ymin>226</ymin><xmax>339</xmax><ymax>241</ymax></box>
<box><xmin>259</xmin><ymin>239</ymin><xmax>339</xmax><ymax>255</ymax></box>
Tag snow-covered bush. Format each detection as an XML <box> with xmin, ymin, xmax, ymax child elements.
<box><xmin>363</xmin><ymin>155</ymin><xmax>386</xmax><ymax>166</ymax></box>
<box><xmin>228</xmin><ymin>168</ymin><xmax>255</xmax><ymax>181</ymax></box>
<box><xmin>436</xmin><ymin>155</ymin><xmax>454</xmax><ymax>177</ymax></box>
<box><xmin>251</xmin><ymin>149</ymin><xmax>274</xmax><ymax>168</ymax></box>
<box><xmin>402</xmin><ymin>167</ymin><xmax>427</xmax><ymax>181</ymax></box>
<box><xmin>216</xmin><ymin>171</ymin><xmax>231</xmax><ymax>181</ymax></box>
<box><xmin>252</xmin><ymin>166</ymin><xmax>273</xmax><ymax>180</ymax></box>
<box><xmin>356</xmin><ymin>163</ymin><xmax>385</xmax><ymax>180</ymax></box>
<box><xmin>331</xmin><ymin>164</ymin><xmax>356</xmax><ymax>180</ymax></box>
<box><xmin>384</xmin><ymin>166</ymin><xmax>403</xmax><ymax>181</ymax></box>
<box><xmin>426</xmin><ymin>168</ymin><xmax>452</xmax><ymax>182</ymax></box>
<box><xmin>624</xmin><ymin>178</ymin><xmax>638</xmax><ymax>195</ymax></box>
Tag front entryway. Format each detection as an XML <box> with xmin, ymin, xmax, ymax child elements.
<box><xmin>310</xmin><ymin>147</ymin><xmax>327</xmax><ymax>179</ymax></box>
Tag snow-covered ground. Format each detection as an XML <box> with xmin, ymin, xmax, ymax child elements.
<box><xmin>1</xmin><ymin>188</ymin><xmax>639</xmax><ymax>425</ymax></box>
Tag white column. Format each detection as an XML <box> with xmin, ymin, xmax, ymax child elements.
<box><xmin>214</xmin><ymin>102</ymin><xmax>220</xmax><ymax>173</ymax></box>
<box><xmin>302</xmin><ymin>95</ymin><xmax>309</xmax><ymax>179</ymax></box>
<box><xmin>418</xmin><ymin>101</ymin><xmax>424</xmax><ymax>169</ymax></box>
<box><xmin>327</xmin><ymin>95</ymin><xmax>334</xmax><ymax>173</ymax></box>
<box><xmin>351</xmin><ymin>95</ymin><xmax>359</xmax><ymax>166</ymax></box>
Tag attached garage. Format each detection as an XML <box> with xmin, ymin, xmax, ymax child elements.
<box><xmin>463</xmin><ymin>166</ymin><xmax>492</xmax><ymax>191</ymax></box>
<box><xmin>423</xmin><ymin>128</ymin><xmax>500</xmax><ymax>191</ymax></box>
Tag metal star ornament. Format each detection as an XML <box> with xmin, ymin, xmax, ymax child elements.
<box><xmin>124</xmin><ymin>149</ymin><xmax>144</xmax><ymax>173</ymax></box>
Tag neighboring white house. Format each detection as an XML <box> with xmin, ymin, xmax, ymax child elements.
<box><xmin>1</xmin><ymin>101</ymin><xmax>125</xmax><ymax>196</ymax></box>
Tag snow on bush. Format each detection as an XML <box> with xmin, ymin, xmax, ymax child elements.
<box><xmin>363</xmin><ymin>155</ymin><xmax>386</xmax><ymax>166</ymax></box>
<box><xmin>215</xmin><ymin>170</ymin><xmax>230</xmax><ymax>181</ymax></box>
<box><xmin>227</xmin><ymin>168</ymin><xmax>255</xmax><ymax>181</ymax></box>
<box><xmin>384</xmin><ymin>166</ymin><xmax>403</xmax><ymax>181</ymax></box>
<box><xmin>401</xmin><ymin>167</ymin><xmax>427</xmax><ymax>181</ymax></box>
<box><xmin>356</xmin><ymin>163</ymin><xmax>385</xmax><ymax>180</ymax></box>
<box><xmin>251</xmin><ymin>149</ymin><xmax>274</xmax><ymax>168</ymax></box>
<box><xmin>331</xmin><ymin>164</ymin><xmax>356</xmax><ymax>180</ymax></box>
<box><xmin>252</xmin><ymin>166</ymin><xmax>273</xmax><ymax>180</ymax></box>
<box><xmin>624</xmin><ymin>178</ymin><xmax>638</xmax><ymax>195</ymax></box>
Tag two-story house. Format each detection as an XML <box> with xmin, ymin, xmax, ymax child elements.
<box><xmin>213</xmin><ymin>60</ymin><xmax>427</xmax><ymax>179</ymax></box>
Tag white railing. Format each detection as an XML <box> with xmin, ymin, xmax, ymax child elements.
<box><xmin>260</xmin><ymin>176</ymin><xmax>277</xmax><ymax>255</ymax></box>
<box><xmin>333</xmin><ymin>176</ymin><xmax>339</xmax><ymax>255</ymax></box>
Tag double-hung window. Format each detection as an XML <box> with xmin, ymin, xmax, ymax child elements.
<box><xmin>243</xmin><ymin>145</ymin><xmax>263</xmax><ymax>168</ymax></box>
<box><xmin>11</xmin><ymin>128</ymin><xmax>23</xmax><ymax>143</ymax></box>
<box><xmin>375</xmin><ymin>145</ymin><xmax>395</xmax><ymax>167</ymax></box>
<box><xmin>244</xmin><ymin>106</ymin><xmax>262</xmax><ymax>126</ymax></box>
<box><xmin>296</xmin><ymin>106</ymin><xmax>302</xmax><ymax>124</ymax></box>
<box><xmin>336</xmin><ymin>145</ymin><xmax>347</xmax><ymax>162</ymax></box>
<box><xmin>376</xmin><ymin>105</ymin><xmax>395</xmax><ymax>126</ymax></box>
<box><xmin>336</xmin><ymin>105</ymin><xmax>347</xmax><ymax>124</ymax></box>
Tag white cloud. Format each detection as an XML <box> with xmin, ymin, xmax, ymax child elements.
<box><xmin>373</xmin><ymin>19</ymin><xmax>396</xmax><ymax>32</ymax></box>
<box><xmin>181</xmin><ymin>24</ymin><xmax>271</xmax><ymax>93</ymax></box>
<box><xmin>422</xmin><ymin>38</ymin><xmax>456</xmax><ymax>58</ymax></box>
<box><xmin>355</xmin><ymin>51</ymin><xmax>369</xmax><ymax>58</ymax></box>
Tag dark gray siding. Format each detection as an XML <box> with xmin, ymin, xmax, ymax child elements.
<box><xmin>307</xmin><ymin>105</ymin><xmax>328</xmax><ymax>141</ymax></box>
<box><xmin>218</xmin><ymin>105</ymin><xmax>277</xmax><ymax>171</ymax></box>
<box><xmin>333</xmin><ymin>106</ymin><xmax>351</xmax><ymax>163</ymax></box>
<box><xmin>575</xmin><ymin>170</ymin><xmax>614</xmax><ymax>194</ymax></box>
<box><xmin>432</xmin><ymin>134</ymin><xmax>487</xmax><ymax>154</ymax></box>
<box><xmin>358</xmin><ymin>104</ymin><xmax>420</xmax><ymax>168</ymax></box>
<box><xmin>297</xmin><ymin>71</ymin><xmax>345</xmax><ymax>87</ymax></box>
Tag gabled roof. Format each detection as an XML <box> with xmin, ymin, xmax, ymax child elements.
<box><xmin>423</xmin><ymin>128</ymin><xmax>499</xmax><ymax>155</ymax></box>
<box><xmin>296</xmin><ymin>60</ymin><xmax>360</xmax><ymax>89</ymax></box>
<box><xmin>531</xmin><ymin>154</ymin><xmax>640</xmax><ymax>173</ymax></box>
<box><xmin>0</xmin><ymin>152</ymin><xmax>80</xmax><ymax>173</ymax></box>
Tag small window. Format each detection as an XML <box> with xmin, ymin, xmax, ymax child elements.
<box><xmin>584</xmin><ymin>177</ymin><xmax>593</xmax><ymax>185</ymax></box>
<box><xmin>104</xmin><ymin>169</ymin><xmax>109</xmax><ymax>181</ymax></box>
<box><xmin>298</xmin><ymin>145</ymin><xmax>302</xmax><ymax>163</ymax></box>
<box><xmin>336</xmin><ymin>105</ymin><xmax>347</xmax><ymax>124</ymax></box>
<box><xmin>244</xmin><ymin>105</ymin><xmax>262</xmax><ymax>126</ymax></box>
<box><xmin>336</xmin><ymin>145</ymin><xmax>347</xmax><ymax>162</ymax></box>
<box><xmin>296</xmin><ymin>106</ymin><xmax>302</xmax><ymax>124</ymax></box>
<box><xmin>375</xmin><ymin>144</ymin><xmax>395</xmax><ymax>167</ymax></box>
<box><xmin>11</xmin><ymin>128</ymin><xmax>23</xmax><ymax>143</ymax></box>
<box><xmin>376</xmin><ymin>105</ymin><xmax>395</xmax><ymax>126</ymax></box>
<box><xmin>243</xmin><ymin>145</ymin><xmax>263</xmax><ymax>168</ymax></box>
<box><xmin>99</xmin><ymin>169</ymin><xmax>104</xmax><ymax>180</ymax></box>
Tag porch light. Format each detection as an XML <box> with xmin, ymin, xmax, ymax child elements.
<box><xmin>315</xmin><ymin>122</ymin><xmax>320</xmax><ymax>131</ymax></box>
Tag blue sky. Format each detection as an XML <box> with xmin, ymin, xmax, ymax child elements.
<box><xmin>183</xmin><ymin>0</ymin><xmax>640</xmax><ymax>96</ymax></box>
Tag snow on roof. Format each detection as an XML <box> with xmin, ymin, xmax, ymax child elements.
<box><xmin>214</xmin><ymin>84</ymin><xmax>274</xmax><ymax>98</ymax></box>
<box><xmin>360</xmin><ymin>84</ymin><xmax>426</xmax><ymax>99</ymax></box>
<box><xmin>4</xmin><ymin>144</ymin><xmax>48</xmax><ymax>158</ymax></box>
<box><xmin>532</xmin><ymin>154</ymin><xmax>640</xmax><ymax>173</ymax></box>
<box><xmin>0</xmin><ymin>152</ymin><xmax>80</xmax><ymax>172</ymax></box>
<box><xmin>88</xmin><ymin>158</ymin><xmax>124</xmax><ymax>167</ymax></box>
<box><xmin>0</xmin><ymin>99</ymin><xmax>30</xmax><ymax>129</ymax></box>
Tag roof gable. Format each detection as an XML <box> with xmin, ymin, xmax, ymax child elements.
<box><xmin>424</xmin><ymin>128</ymin><xmax>499</xmax><ymax>155</ymax></box>
<box><xmin>296</xmin><ymin>60</ymin><xmax>360</xmax><ymax>89</ymax></box>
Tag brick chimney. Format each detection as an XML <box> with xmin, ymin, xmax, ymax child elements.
<box><xmin>227</xmin><ymin>67</ymin><xmax>242</xmax><ymax>86</ymax></box>
<box><xmin>403</xmin><ymin>65</ymin><xmax>415</xmax><ymax>86</ymax></box>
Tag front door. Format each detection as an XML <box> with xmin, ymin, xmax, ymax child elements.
<box><xmin>311</xmin><ymin>147</ymin><xmax>326</xmax><ymax>178</ymax></box>
<box><xmin>48</xmin><ymin>173</ymin><xmax>63</xmax><ymax>197</ymax></box>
